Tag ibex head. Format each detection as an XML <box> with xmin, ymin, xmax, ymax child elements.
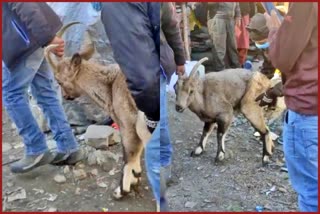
<box><xmin>175</xmin><ymin>57</ymin><xmax>208</xmax><ymax>112</ymax></box>
<box><xmin>44</xmin><ymin>23</ymin><xmax>95</xmax><ymax>100</ymax></box>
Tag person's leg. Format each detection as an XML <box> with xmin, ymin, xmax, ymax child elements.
<box><xmin>226</xmin><ymin>19</ymin><xmax>241</xmax><ymax>68</ymax></box>
<box><xmin>2</xmin><ymin>52</ymin><xmax>54</xmax><ymax>173</ymax></box>
<box><xmin>2</xmin><ymin>59</ymin><xmax>48</xmax><ymax>156</ymax></box>
<box><xmin>208</xmin><ymin>17</ymin><xmax>226</xmax><ymax>70</ymax></box>
<box><xmin>145</xmin><ymin>121</ymin><xmax>160</xmax><ymax>204</ymax></box>
<box><xmin>160</xmin><ymin>72</ymin><xmax>172</xmax><ymax>178</ymax></box>
<box><xmin>283</xmin><ymin>110</ymin><xmax>318</xmax><ymax>211</ymax></box>
<box><xmin>31</xmin><ymin>60</ymin><xmax>80</xmax><ymax>159</ymax></box>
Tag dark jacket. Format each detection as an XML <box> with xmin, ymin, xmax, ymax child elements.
<box><xmin>101</xmin><ymin>3</ymin><xmax>160</xmax><ymax>121</ymax></box>
<box><xmin>2</xmin><ymin>3</ymin><xmax>62</xmax><ymax>70</ymax></box>
<box><xmin>268</xmin><ymin>2</ymin><xmax>318</xmax><ymax>115</ymax></box>
<box><xmin>160</xmin><ymin>2</ymin><xmax>185</xmax><ymax>81</ymax></box>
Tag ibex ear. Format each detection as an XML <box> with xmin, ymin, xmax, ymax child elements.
<box><xmin>71</xmin><ymin>53</ymin><xmax>82</xmax><ymax>66</ymax></box>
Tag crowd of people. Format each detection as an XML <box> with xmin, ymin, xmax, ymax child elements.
<box><xmin>2</xmin><ymin>2</ymin><xmax>317</xmax><ymax>212</ymax></box>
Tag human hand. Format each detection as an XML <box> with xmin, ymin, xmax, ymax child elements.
<box><xmin>255</xmin><ymin>82</ymin><xmax>283</xmax><ymax>107</ymax></box>
<box><xmin>264</xmin><ymin>10</ymin><xmax>281</xmax><ymax>31</ymax></box>
<box><xmin>176</xmin><ymin>65</ymin><xmax>186</xmax><ymax>76</ymax></box>
<box><xmin>235</xmin><ymin>18</ymin><xmax>241</xmax><ymax>28</ymax></box>
<box><xmin>48</xmin><ymin>36</ymin><xmax>65</xmax><ymax>57</ymax></box>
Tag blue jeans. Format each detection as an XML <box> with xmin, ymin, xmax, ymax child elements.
<box><xmin>2</xmin><ymin>49</ymin><xmax>79</xmax><ymax>156</ymax></box>
<box><xmin>145</xmin><ymin>72</ymin><xmax>172</xmax><ymax>203</ymax></box>
<box><xmin>160</xmin><ymin>72</ymin><xmax>173</xmax><ymax>167</ymax></box>
<box><xmin>283</xmin><ymin>109</ymin><xmax>318</xmax><ymax>211</ymax></box>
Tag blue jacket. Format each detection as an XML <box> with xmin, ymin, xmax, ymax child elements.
<box><xmin>101</xmin><ymin>3</ymin><xmax>160</xmax><ymax>121</ymax></box>
<box><xmin>2</xmin><ymin>3</ymin><xmax>62</xmax><ymax>70</ymax></box>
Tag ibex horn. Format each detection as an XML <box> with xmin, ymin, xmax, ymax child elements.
<box><xmin>45</xmin><ymin>21</ymin><xmax>83</xmax><ymax>71</ymax></box>
<box><xmin>56</xmin><ymin>21</ymin><xmax>82</xmax><ymax>37</ymax></box>
<box><xmin>189</xmin><ymin>57</ymin><xmax>209</xmax><ymax>78</ymax></box>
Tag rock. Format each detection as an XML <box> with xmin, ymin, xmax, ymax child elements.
<box><xmin>185</xmin><ymin>201</ymin><xmax>197</xmax><ymax>209</ymax></box>
<box><xmin>85</xmin><ymin>125</ymin><xmax>114</xmax><ymax>141</ymax></box>
<box><xmin>254</xmin><ymin>132</ymin><xmax>261</xmax><ymax>137</ymax></box>
<box><xmin>54</xmin><ymin>174</ymin><xmax>67</xmax><ymax>184</ymax></box>
<box><xmin>63</xmin><ymin>166</ymin><xmax>70</xmax><ymax>174</ymax></box>
<box><xmin>76</xmin><ymin>163</ymin><xmax>86</xmax><ymax>169</ymax></box>
<box><xmin>3</xmin><ymin>142</ymin><xmax>12</xmax><ymax>152</ymax></box>
<box><xmin>13</xmin><ymin>143</ymin><xmax>24</xmax><ymax>149</ymax></box>
<box><xmin>74</xmin><ymin>126</ymin><xmax>87</xmax><ymax>135</ymax></box>
<box><xmin>175</xmin><ymin>140</ymin><xmax>183</xmax><ymax>144</ymax></box>
<box><xmin>6</xmin><ymin>182</ymin><xmax>14</xmax><ymax>187</ymax></box>
<box><xmin>32</xmin><ymin>188</ymin><xmax>45</xmax><ymax>194</ymax></box>
<box><xmin>7</xmin><ymin>188</ymin><xmax>27</xmax><ymax>202</ymax></box>
<box><xmin>75</xmin><ymin>187</ymin><xmax>81</xmax><ymax>195</ymax></box>
<box><xmin>78</xmin><ymin>134</ymin><xmax>85</xmax><ymax>141</ymax></box>
<box><xmin>46</xmin><ymin>193</ymin><xmax>58</xmax><ymax>202</ymax></box>
<box><xmin>278</xmin><ymin>187</ymin><xmax>287</xmax><ymax>193</ymax></box>
<box><xmin>97</xmin><ymin>182</ymin><xmax>108</xmax><ymax>188</ymax></box>
<box><xmin>87</xmin><ymin>139</ymin><xmax>109</xmax><ymax>150</ymax></box>
<box><xmin>144</xmin><ymin>186</ymin><xmax>149</xmax><ymax>190</ymax></box>
<box><xmin>108</xmin><ymin>168</ymin><xmax>116</xmax><ymax>176</ymax></box>
<box><xmin>101</xmin><ymin>151</ymin><xmax>120</xmax><ymax>164</ymax></box>
<box><xmin>47</xmin><ymin>207</ymin><xmax>58</xmax><ymax>212</ymax></box>
<box><xmin>73</xmin><ymin>169</ymin><xmax>87</xmax><ymax>180</ymax></box>
<box><xmin>87</xmin><ymin>151</ymin><xmax>97</xmax><ymax>166</ymax></box>
<box><xmin>47</xmin><ymin>140</ymin><xmax>57</xmax><ymax>150</ymax></box>
<box><xmin>196</xmin><ymin>166</ymin><xmax>204</xmax><ymax>170</ymax></box>
<box><xmin>90</xmin><ymin>169</ymin><xmax>98</xmax><ymax>176</ymax></box>
<box><xmin>110</xmin><ymin>130</ymin><xmax>121</xmax><ymax>145</ymax></box>
<box><xmin>264</xmin><ymin>204</ymin><xmax>272</xmax><ymax>210</ymax></box>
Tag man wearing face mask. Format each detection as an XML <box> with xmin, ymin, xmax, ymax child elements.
<box><xmin>246</xmin><ymin>13</ymin><xmax>283</xmax><ymax>105</ymax></box>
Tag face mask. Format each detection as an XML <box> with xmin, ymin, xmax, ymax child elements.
<box><xmin>255</xmin><ymin>42</ymin><xmax>270</xmax><ymax>50</ymax></box>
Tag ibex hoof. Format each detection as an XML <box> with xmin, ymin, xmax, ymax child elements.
<box><xmin>132</xmin><ymin>170</ymin><xmax>142</xmax><ymax>178</ymax></box>
<box><xmin>191</xmin><ymin>146</ymin><xmax>203</xmax><ymax>157</ymax></box>
<box><xmin>112</xmin><ymin>186</ymin><xmax>129</xmax><ymax>200</ymax></box>
<box><xmin>262</xmin><ymin>155</ymin><xmax>271</xmax><ymax>167</ymax></box>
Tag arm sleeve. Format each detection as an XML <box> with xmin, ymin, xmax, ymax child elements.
<box><xmin>268</xmin><ymin>3</ymin><xmax>317</xmax><ymax>73</ymax></box>
<box><xmin>7</xmin><ymin>3</ymin><xmax>62</xmax><ymax>47</ymax></box>
<box><xmin>161</xmin><ymin>2</ymin><xmax>186</xmax><ymax>65</ymax></box>
<box><xmin>101</xmin><ymin>3</ymin><xmax>160</xmax><ymax>121</ymax></box>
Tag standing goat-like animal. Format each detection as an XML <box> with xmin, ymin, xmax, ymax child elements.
<box><xmin>44</xmin><ymin>25</ymin><xmax>151</xmax><ymax>199</ymax></box>
<box><xmin>175</xmin><ymin>58</ymin><xmax>275</xmax><ymax>166</ymax></box>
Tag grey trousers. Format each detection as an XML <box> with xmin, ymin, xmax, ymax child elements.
<box><xmin>208</xmin><ymin>17</ymin><xmax>240</xmax><ymax>69</ymax></box>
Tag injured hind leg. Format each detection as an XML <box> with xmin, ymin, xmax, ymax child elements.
<box><xmin>113</xmin><ymin>132</ymin><xmax>144</xmax><ymax>199</ymax></box>
<box><xmin>241</xmin><ymin>103</ymin><xmax>274</xmax><ymax>166</ymax></box>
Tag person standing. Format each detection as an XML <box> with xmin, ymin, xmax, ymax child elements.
<box><xmin>2</xmin><ymin>3</ymin><xmax>83</xmax><ymax>173</ymax></box>
<box><xmin>256</xmin><ymin>4</ymin><xmax>318</xmax><ymax>211</ymax></box>
<box><xmin>160</xmin><ymin>2</ymin><xmax>186</xmax><ymax>211</ymax></box>
<box><xmin>236</xmin><ymin>2</ymin><xmax>256</xmax><ymax>66</ymax></box>
<box><xmin>99</xmin><ymin>2</ymin><xmax>161</xmax><ymax>208</ymax></box>
<box><xmin>207</xmin><ymin>2</ymin><xmax>241</xmax><ymax>69</ymax></box>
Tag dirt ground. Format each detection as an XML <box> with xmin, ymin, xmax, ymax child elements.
<box><xmin>166</xmin><ymin>93</ymin><xmax>298</xmax><ymax>212</ymax></box>
<box><xmin>2</xmin><ymin>109</ymin><xmax>155</xmax><ymax>212</ymax></box>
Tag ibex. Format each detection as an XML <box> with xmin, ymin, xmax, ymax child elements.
<box><xmin>44</xmin><ymin>23</ymin><xmax>152</xmax><ymax>199</ymax></box>
<box><xmin>175</xmin><ymin>57</ymin><xmax>275</xmax><ymax>166</ymax></box>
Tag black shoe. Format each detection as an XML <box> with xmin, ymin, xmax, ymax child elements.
<box><xmin>10</xmin><ymin>151</ymin><xmax>55</xmax><ymax>173</ymax></box>
<box><xmin>51</xmin><ymin>150</ymin><xmax>86</xmax><ymax>166</ymax></box>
